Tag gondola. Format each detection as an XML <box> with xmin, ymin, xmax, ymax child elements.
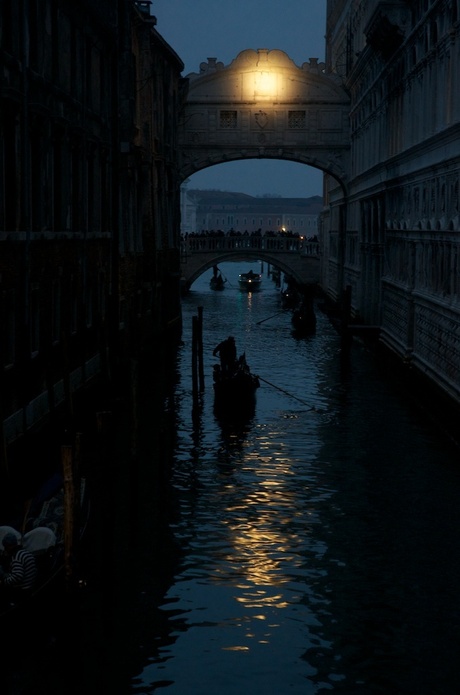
<box><xmin>213</xmin><ymin>354</ymin><xmax>260</xmax><ymax>416</ymax></box>
<box><xmin>0</xmin><ymin>472</ymin><xmax>89</xmax><ymax>621</ymax></box>
<box><xmin>281</xmin><ymin>287</ymin><xmax>300</xmax><ymax>308</ymax></box>
<box><xmin>210</xmin><ymin>274</ymin><xmax>225</xmax><ymax>290</ymax></box>
<box><xmin>292</xmin><ymin>305</ymin><xmax>317</xmax><ymax>336</ymax></box>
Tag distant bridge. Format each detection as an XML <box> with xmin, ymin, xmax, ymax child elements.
<box><xmin>180</xmin><ymin>234</ymin><xmax>320</xmax><ymax>292</ymax></box>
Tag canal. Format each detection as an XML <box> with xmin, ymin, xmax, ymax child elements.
<box><xmin>7</xmin><ymin>261</ymin><xmax>460</xmax><ymax>694</ymax></box>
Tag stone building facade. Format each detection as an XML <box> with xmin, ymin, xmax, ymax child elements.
<box><xmin>0</xmin><ymin>0</ymin><xmax>183</xmax><ymax>458</ymax></box>
<box><xmin>322</xmin><ymin>0</ymin><xmax>460</xmax><ymax>406</ymax></box>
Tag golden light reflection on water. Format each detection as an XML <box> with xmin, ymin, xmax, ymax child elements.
<box><xmin>217</xmin><ymin>452</ymin><xmax>308</xmax><ymax>611</ymax></box>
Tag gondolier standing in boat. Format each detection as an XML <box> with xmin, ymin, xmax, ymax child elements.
<box><xmin>213</xmin><ymin>336</ymin><xmax>237</xmax><ymax>375</ymax></box>
<box><xmin>0</xmin><ymin>533</ymin><xmax>37</xmax><ymax>596</ymax></box>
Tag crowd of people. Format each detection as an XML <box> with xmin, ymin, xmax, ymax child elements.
<box><xmin>181</xmin><ymin>228</ymin><xmax>318</xmax><ymax>242</ymax></box>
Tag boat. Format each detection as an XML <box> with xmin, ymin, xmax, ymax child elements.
<box><xmin>238</xmin><ymin>270</ymin><xmax>262</xmax><ymax>291</ymax></box>
<box><xmin>0</xmin><ymin>471</ymin><xmax>89</xmax><ymax>620</ymax></box>
<box><xmin>210</xmin><ymin>273</ymin><xmax>225</xmax><ymax>290</ymax></box>
<box><xmin>292</xmin><ymin>304</ymin><xmax>317</xmax><ymax>336</ymax></box>
<box><xmin>213</xmin><ymin>353</ymin><xmax>260</xmax><ymax>416</ymax></box>
<box><xmin>281</xmin><ymin>287</ymin><xmax>300</xmax><ymax>309</ymax></box>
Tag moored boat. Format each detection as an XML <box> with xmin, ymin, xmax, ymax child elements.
<box><xmin>238</xmin><ymin>270</ymin><xmax>262</xmax><ymax>291</ymax></box>
<box><xmin>0</xmin><ymin>472</ymin><xmax>89</xmax><ymax>620</ymax></box>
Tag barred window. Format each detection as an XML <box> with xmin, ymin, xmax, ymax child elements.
<box><xmin>288</xmin><ymin>111</ymin><xmax>306</xmax><ymax>129</ymax></box>
<box><xmin>220</xmin><ymin>111</ymin><xmax>237</xmax><ymax>128</ymax></box>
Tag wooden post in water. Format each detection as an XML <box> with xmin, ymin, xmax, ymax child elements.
<box><xmin>192</xmin><ymin>316</ymin><xmax>198</xmax><ymax>405</ymax></box>
<box><xmin>61</xmin><ymin>443</ymin><xmax>75</xmax><ymax>585</ymax></box>
<box><xmin>197</xmin><ymin>306</ymin><xmax>204</xmax><ymax>392</ymax></box>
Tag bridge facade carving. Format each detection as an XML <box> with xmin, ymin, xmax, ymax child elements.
<box><xmin>178</xmin><ymin>49</ymin><xmax>350</xmax><ymax>187</ymax></box>
<box><xmin>180</xmin><ymin>234</ymin><xmax>320</xmax><ymax>291</ymax></box>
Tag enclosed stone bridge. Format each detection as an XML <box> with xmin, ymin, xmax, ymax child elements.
<box><xmin>178</xmin><ymin>48</ymin><xmax>350</xmax><ymax>187</ymax></box>
<box><xmin>180</xmin><ymin>234</ymin><xmax>320</xmax><ymax>291</ymax></box>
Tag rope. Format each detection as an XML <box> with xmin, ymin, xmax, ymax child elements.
<box><xmin>256</xmin><ymin>310</ymin><xmax>286</xmax><ymax>325</ymax></box>
<box><xmin>258</xmin><ymin>376</ymin><xmax>319</xmax><ymax>411</ymax></box>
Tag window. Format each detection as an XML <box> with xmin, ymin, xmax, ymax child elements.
<box><xmin>288</xmin><ymin>111</ymin><xmax>306</xmax><ymax>129</ymax></box>
<box><xmin>2</xmin><ymin>289</ymin><xmax>15</xmax><ymax>366</ymax></box>
<box><xmin>220</xmin><ymin>111</ymin><xmax>237</xmax><ymax>128</ymax></box>
<box><xmin>86</xmin><ymin>284</ymin><xmax>93</xmax><ymax>327</ymax></box>
<box><xmin>70</xmin><ymin>275</ymin><xmax>78</xmax><ymax>335</ymax></box>
<box><xmin>30</xmin><ymin>284</ymin><xmax>40</xmax><ymax>355</ymax></box>
<box><xmin>52</xmin><ymin>279</ymin><xmax>61</xmax><ymax>343</ymax></box>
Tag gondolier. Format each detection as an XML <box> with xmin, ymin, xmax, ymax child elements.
<box><xmin>213</xmin><ymin>336</ymin><xmax>237</xmax><ymax>374</ymax></box>
<box><xmin>0</xmin><ymin>533</ymin><xmax>37</xmax><ymax>595</ymax></box>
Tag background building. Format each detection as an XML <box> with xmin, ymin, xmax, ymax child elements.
<box><xmin>181</xmin><ymin>189</ymin><xmax>322</xmax><ymax>237</ymax></box>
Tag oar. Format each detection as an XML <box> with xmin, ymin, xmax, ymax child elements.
<box><xmin>258</xmin><ymin>375</ymin><xmax>320</xmax><ymax>411</ymax></box>
<box><xmin>221</xmin><ymin>271</ymin><xmax>235</xmax><ymax>288</ymax></box>
<box><xmin>256</xmin><ymin>310</ymin><xmax>286</xmax><ymax>325</ymax></box>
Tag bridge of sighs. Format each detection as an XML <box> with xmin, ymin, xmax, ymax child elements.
<box><xmin>177</xmin><ymin>49</ymin><xmax>350</xmax><ymax>290</ymax></box>
<box><xmin>177</xmin><ymin>48</ymin><xmax>350</xmax><ymax>187</ymax></box>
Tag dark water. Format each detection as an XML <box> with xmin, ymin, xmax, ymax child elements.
<box><xmin>5</xmin><ymin>261</ymin><xmax>460</xmax><ymax>694</ymax></box>
<box><xmin>116</xmin><ymin>262</ymin><xmax>460</xmax><ymax>695</ymax></box>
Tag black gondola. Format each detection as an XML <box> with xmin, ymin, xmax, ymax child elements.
<box><xmin>213</xmin><ymin>353</ymin><xmax>260</xmax><ymax>416</ymax></box>
<box><xmin>0</xmin><ymin>473</ymin><xmax>89</xmax><ymax>621</ymax></box>
<box><xmin>292</xmin><ymin>304</ymin><xmax>317</xmax><ymax>336</ymax></box>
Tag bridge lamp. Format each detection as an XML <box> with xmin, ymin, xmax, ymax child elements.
<box><xmin>254</xmin><ymin>70</ymin><xmax>277</xmax><ymax>97</ymax></box>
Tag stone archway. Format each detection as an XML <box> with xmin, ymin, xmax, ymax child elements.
<box><xmin>178</xmin><ymin>49</ymin><xmax>350</xmax><ymax>187</ymax></box>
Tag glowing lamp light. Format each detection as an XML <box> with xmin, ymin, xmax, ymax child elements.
<box><xmin>252</xmin><ymin>70</ymin><xmax>277</xmax><ymax>98</ymax></box>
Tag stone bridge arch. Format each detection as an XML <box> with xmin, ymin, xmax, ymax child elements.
<box><xmin>180</xmin><ymin>236</ymin><xmax>321</xmax><ymax>291</ymax></box>
<box><xmin>178</xmin><ymin>49</ymin><xmax>350</xmax><ymax>187</ymax></box>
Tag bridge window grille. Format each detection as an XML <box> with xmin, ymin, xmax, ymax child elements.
<box><xmin>288</xmin><ymin>111</ymin><xmax>306</xmax><ymax>129</ymax></box>
<box><xmin>220</xmin><ymin>111</ymin><xmax>237</xmax><ymax>128</ymax></box>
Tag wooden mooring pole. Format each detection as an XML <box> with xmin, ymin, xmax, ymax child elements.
<box><xmin>192</xmin><ymin>316</ymin><xmax>198</xmax><ymax>405</ymax></box>
<box><xmin>197</xmin><ymin>306</ymin><xmax>204</xmax><ymax>392</ymax></box>
<box><xmin>192</xmin><ymin>307</ymin><xmax>205</xmax><ymax>401</ymax></box>
<box><xmin>61</xmin><ymin>443</ymin><xmax>76</xmax><ymax>585</ymax></box>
